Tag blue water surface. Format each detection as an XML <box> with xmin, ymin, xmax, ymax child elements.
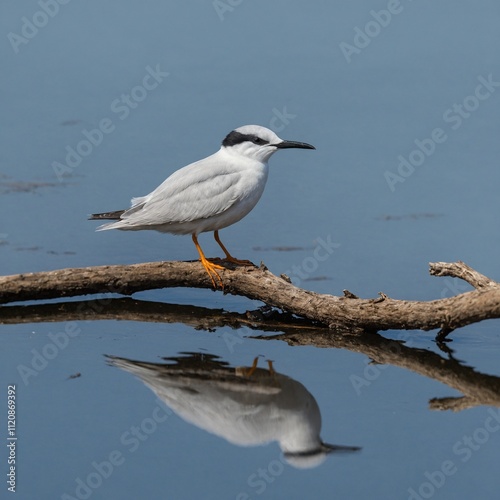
<box><xmin>1</xmin><ymin>1</ymin><xmax>500</xmax><ymax>499</ymax></box>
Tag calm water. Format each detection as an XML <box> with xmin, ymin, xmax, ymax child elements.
<box><xmin>1</xmin><ymin>1</ymin><xmax>500</xmax><ymax>499</ymax></box>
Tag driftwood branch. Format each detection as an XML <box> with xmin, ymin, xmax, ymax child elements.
<box><xmin>429</xmin><ymin>261</ymin><xmax>496</xmax><ymax>289</ymax></box>
<box><xmin>1</xmin><ymin>260</ymin><xmax>500</xmax><ymax>335</ymax></box>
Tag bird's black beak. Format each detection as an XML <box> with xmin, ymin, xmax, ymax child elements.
<box><xmin>274</xmin><ymin>140</ymin><xmax>315</xmax><ymax>150</ymax></box>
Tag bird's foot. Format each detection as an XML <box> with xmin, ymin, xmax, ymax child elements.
<box><xmin>266</xmin><ymin>360</ymin><xmax>276</xmax><ymax>376</ymax></box>
<box><xmin>208</xmin><ymin>255</ymin><xmax>254</xmax><ymax>266</ymax></box>
<box><xmin>236</xmin><ymin>356</ymin><xmax>260</xmax><ymax>378</ymax></box>
<box><xmin>200</xmin><ymin>256</ymin><xmax>225</xmax><ymax>289</ymax></box>
<box><xmin>222</xmin><ymin>256</ymin><xmax>255</xmax><ymax>266</ymax></box>
<box><xmin>213</xmin><ymin>231</ymin><xmax>254</xmax><ymax>266</ymax></box>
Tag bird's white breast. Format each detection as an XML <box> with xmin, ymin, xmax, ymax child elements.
<box><xmin>191</xmin><ymin>150</ymin><xmax>269</xmax><ymax>233</ymax></box>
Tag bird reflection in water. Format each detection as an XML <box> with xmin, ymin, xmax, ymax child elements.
<box><xmin>106</xmin><ymin>353</ymin><xmax>360</xmax><ymax>469</ymax></box>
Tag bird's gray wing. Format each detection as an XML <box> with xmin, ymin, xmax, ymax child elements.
<box><xmin>120</xmin><ymin>157</ymin><xmax>243</xmax><ymax>225</ymax></box>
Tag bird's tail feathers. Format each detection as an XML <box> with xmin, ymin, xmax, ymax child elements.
<box><xmin>88</xmin><ymin>210</ymin><xmax>125</xmax><ymax>221</ymax></box>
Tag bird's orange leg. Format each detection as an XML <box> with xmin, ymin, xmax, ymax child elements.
<box><xmin>235</xmin><ymin>356</ymin><xmax>260</xmax><ymax>378</ymax></box>
<box><xmin>192</xmin><ymin>234</ymin><xmax>225</xmax><ymax>288</ymax></box>
<box><xmin>266</xmin><ymin>360</ymin><xmax>276</xmax><ymax>376</ymax></box>
<box><xmin>213</xmin><ymin>230</ymin><xmax>253</xmax><ymax>266</ymax></box>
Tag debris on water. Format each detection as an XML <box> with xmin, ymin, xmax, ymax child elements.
<box><xmin>0</xmin><ymin>178</ymin><xmax>70</xmax><ymax>194</ymax></box>
<box><xmin>377</xmin><ymin>213</ymin><xmax>444</xmax><ymax>221</ymax></box>
<box><xmin>60</xmin><ymin>119</ymin><xmax>83</xmax><ymax>126</ymax></box>
<box><xmin>253</xmin><ymin>245</ymin><xmax>310</xmax><ymax>252</ymax></box>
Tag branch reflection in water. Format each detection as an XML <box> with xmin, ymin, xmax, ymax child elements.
<box><xmin>3</xmin><ymin>297</ymin><xmax>500</xmax><ymax>410</ymax></box>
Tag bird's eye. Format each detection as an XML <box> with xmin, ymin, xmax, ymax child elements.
<box><xmin>252</xmin><ymin>137</ymin><xmax>265</xmax><ymax>145</ymax></box>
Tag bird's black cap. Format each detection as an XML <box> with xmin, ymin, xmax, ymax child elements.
<box><xmin>222</xmin><ymin>131</ymin><xmax>269</xmax><ymax>147</ymax></box>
